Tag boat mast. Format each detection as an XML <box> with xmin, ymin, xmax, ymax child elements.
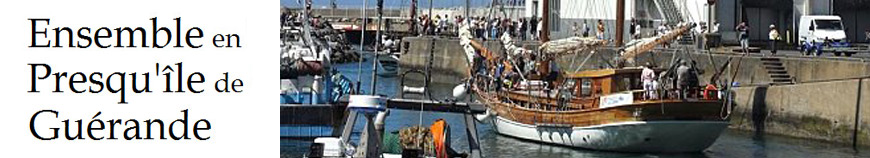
<box><xmin>302</xmin><ymin>0</ymin><xmax>314</xmax><ymax>52</ymax></box>
<box><xmin>357</xmin><ymin>0</ymin><xmax>368</xmax><ymax>93</ymax></box>
<box><xmin>541</xmin><ymin>0</ymin><xmax>549</xmax><ymax>42</ymax></box>
<box><xmin>410</xmin><ymin>0</ymin><xmax>417</xmax><ymax>35</ymax></box>
<box><xmin>615</xmin><ymin>0</ymin><xmax>625</xmax><ymax>47</ymax></box>
<box><xmin>465</xmin><ymin>0</ymin><xmax>470</xmax><ymax>25</ymax></box>
<box><xmin>371</xmin><ymin>0</ymin><xmax>384</xmax><ymax>93</ymax></box>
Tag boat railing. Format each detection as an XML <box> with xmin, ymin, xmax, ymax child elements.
<box><xmin>628</xmin><ymin>86</ymin><xmax>719</xmax><ymax>101</ymax></box>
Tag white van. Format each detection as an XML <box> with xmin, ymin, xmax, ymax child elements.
<box><xmin>799</xmin><ymin>15</ymin><xmax>847</xmax><ymax>43</ymax></box>
<box><xmin>798</xmin><ymin>15</ymin><xmax>852</xmax><ymax>56</ymax></box>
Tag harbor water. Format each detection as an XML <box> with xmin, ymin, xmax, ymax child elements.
<box><xmin>280</xmin><ymin>53</ymin><xmax>869</xmax><ymax>158</ymax></box>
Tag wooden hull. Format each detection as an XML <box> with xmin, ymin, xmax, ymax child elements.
<box><xmin>474</xmin><ymin>87</ymin><xmax>729</xmax><ymax>152</ymax></box>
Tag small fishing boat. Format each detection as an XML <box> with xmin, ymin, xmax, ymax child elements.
<box><xmin>376</xmin><ymin>53</ymin><xmax>400</xmax><ymax>77</ymax></box>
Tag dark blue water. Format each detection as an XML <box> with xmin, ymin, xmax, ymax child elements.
<box><xmin>281</xmin><ymin>53</ymin><xmax>870</xmax><ymax>158</ymax></box>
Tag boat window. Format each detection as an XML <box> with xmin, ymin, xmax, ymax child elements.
<box><xmin>580</xmin><ymin>79</ymin><xmax>592</xmax><ymax>97</ymax></box>
<box><xmin>615</xmin><ymin>74</ymin><xmax>642</xmax><ymax>92</ymax></box>
<box><xmin>629</xmin><ymin>74</ymin><xmax>642</xmax><ymax>90</ymax></box>
<box><xmin>621</xmin><ymin>77</ymin><xmax>631</xmax><ymax>91</ymax></box>
<box><xmin>563</xmin><ymin>79</ymin><xmax>575</xmax><ymax>91</ymax></box>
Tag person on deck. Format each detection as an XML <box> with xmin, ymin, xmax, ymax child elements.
<box><xmin>525</xmin><ymin>54</ymin><xmax>537</xmax><ymax>78</ymax></box>
<box><xmin>547</xmin><ymin>60</ymin><xmax>560</xmax><ymax>90</ymax></box>
<box><xmin>641</xmin><ymin>63</ymin><xmax>657</xmax><ymax>100</ymax></box>
<box><xmin>495</xmin><ymin>62</ymin><xmax>505</xmax><ymax>92</ymax></box>
<box><xmin>676</xmin><ymin>60</ymin><xmax>691</xmax><ymax>100</ymax></box>
<box><xmin>687</xmin><ymin>61</ymin><xmax>700</xmax><ymax>98</ymax></box>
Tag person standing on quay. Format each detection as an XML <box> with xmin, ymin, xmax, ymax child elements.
<box><xmin>864</xmin><ymin>29</ymin><xmax>869</xmax><ymax>43</ymax></box>
<box><xmin>735</xmin><ymin>22</ymin><xmax>750</xmax><ymax>54</ymax></box>
<box><xmin>768</xmin><ymin>24</ymin><xmax>781</xmax><ymax>55</ymax></box>
<box><xmin>597</xmin><ymin>20</ymin><xmax>605</xmax><ymax>40</ymax></box>
<box><xmin>572</xmin><ymin>22</ymin><xmax>580</xmax><ymax>37</ymax></box>
<box><xmin>629</xmin><ymin>18</ymin><xmax>637</xmax><ymax>39</ymax></box>
<box><xmin>530</xmin><ymin>16</ymin><xmax>538</xmax><ymax>40</ymax></box>
<box><xmin>519</xmin><ymin>18</ymin><xmax>527</xmax><ymax>40</ymax></box>
<box><xmin>582</xmin><ymin>21</ymin><xmax>590</xmax><ymax>37</ymax></box>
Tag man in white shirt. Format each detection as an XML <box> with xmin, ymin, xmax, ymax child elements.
<box><xmin>641</xmin><ymin>62</ymin><xmax>657</xmax><ymax>100</ymax></box>
<box><xmin>634</xmin><ymin>23</ymin><xmax>642</xmax><ymax>39</ymax></box>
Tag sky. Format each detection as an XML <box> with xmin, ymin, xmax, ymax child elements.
<box><xmin>280</xmin><ymin>0</ymin><xmax>496</xmax><ymax>9</ymax></box>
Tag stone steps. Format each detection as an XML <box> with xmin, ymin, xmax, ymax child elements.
<box><xmin>760</xmin><ymin>57</ymin><xmax>793</xmax><ymax>85</ymax></box>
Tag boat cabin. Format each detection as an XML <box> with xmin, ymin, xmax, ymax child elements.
<box><xmin>563</xmin><ymin>67</ymin><xmax>649</xmax><ymax>97</ymax></box>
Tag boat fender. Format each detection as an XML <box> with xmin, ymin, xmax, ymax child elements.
<box><xmin>474</xmin><ymin>109</ymin><xmax>493</xmax><ymax>123</ymax></box>
<box><xmin>374</xmin><ymin>110</ymin><xmax>389</xmax><ymax>131</ymax></box>
<box><xmin>452</xmin><ymin>83</ymin><xmax>467</xmax><ymax>99</ymax></box>
<box><xmin>402</xmin><ymin>86</ymin><xmax>426</xmax><ymax>94</ymax></box>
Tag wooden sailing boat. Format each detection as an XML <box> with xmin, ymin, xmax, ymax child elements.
<box><xmin>456</xmin><ymin>1</ymin><xmax>729</xmax><ymax>152</ymax></box>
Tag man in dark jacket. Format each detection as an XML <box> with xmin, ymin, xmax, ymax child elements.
<box><xmin>676</xmin><ymin>60</ymin><xmax>691</xmax><ymax>99</ymax></box>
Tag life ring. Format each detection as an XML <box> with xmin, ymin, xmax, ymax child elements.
<box><xmin>703</xmin><ymin>84</ymin><xmax>718</xmax><ymax>100</ymax></box>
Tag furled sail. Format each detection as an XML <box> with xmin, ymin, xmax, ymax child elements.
<box><xmin>539</xmin><ymin>37</ymin><xmax>608</xmax><ymax>56</ymax></box>
<box><xmin>621</xmin><ymin>23</ymin><xmax>694</xmax><ymax>59</ymax></box>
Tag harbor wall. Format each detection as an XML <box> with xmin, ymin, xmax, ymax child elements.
<box><xmin>399</xmin><ymin>37</ymin><xmax>470</xmax><ymax>83</ymax></box>
<box><xmin>781</xmin><ymin>58</ymin><xmax>870</xmax><ymax>83</ymax></box>
<box><xmin>731</xmin><ymin>79</ymin><xmax>870</xmax><ymax>146</ymax></box>
<box><xmin>402</xmin><ymin>37</ymin><xmax>870</xmax><ymax>85</ymax></box>
<box><xmin>399</xmin><ymin>37</ymin><xmax>539</xmax><ymax>82</ymax></box>
<box><xmin>401</xmin><ymin>37</ymin><xmax>870</xmax><ymax>145</ymax></box>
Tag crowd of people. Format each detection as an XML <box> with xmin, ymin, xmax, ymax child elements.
<box><xmin>414</xmin><ymin>14</ymin><xmax>549</xmax><ymax>41</ymax></box>
<box><xmin>415</xmin><ymin>14</ymin><xmax>464</xmax><ymax>36</ymax></box>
